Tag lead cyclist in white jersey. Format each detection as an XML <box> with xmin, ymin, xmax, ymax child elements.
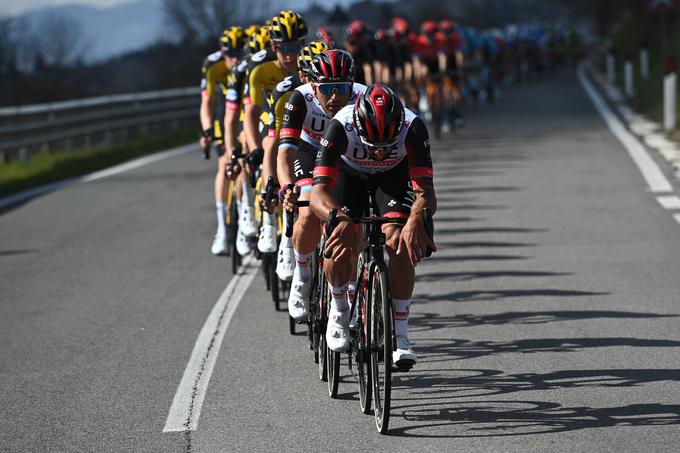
<box><xmin>277</xmin><ymin>49</ymin><xmax>366</xmax><ymax>322</ymax></box>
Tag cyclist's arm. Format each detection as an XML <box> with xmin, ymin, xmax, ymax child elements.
<box><xmin>310</xmin><ymin>119</ymin><xmax>349</xmax><ymax>222</ymax></box>
<box><xmin>277</xmin><ymin>90</ymin><xmax>306</xmax><ymax>188</ymax></box>
<box><xmin>224</xmin><ymin>66</ymin><xmax>246</xmax><ymax>154</ymax></box>
<box><xmin>404</xmin><ymin>117</ymin><xmax>437</xmax><ymax>218</ymax></box>
<box><xmin>244</xmin><ymin>65</ymin><xmax>265</xmax><ymax>151</ymax></box>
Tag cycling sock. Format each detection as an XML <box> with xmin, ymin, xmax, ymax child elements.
<box><xmin>240</xmin><ymin>179</ymin><xmax>251</xmax><ymax>207</ymax></box>
<box><xmin>264</xmin><ymin>211</ymin><xmax>277</xmax><ymax>227</ymax></box>
<box><xmin>293</xmin><ymin>250</ymin><xmax>313</xmax><ymax>282</ymax></box>
<box><xmin>347</xmin><ymin>282</ymin><xmax>357</xmax><ymax>305</ymax></box>
<box><xmin>393</xmin><ymin>298</ymin><xmax>411</xmax><ymax>338</ymax></box>
<box><xmin>215</xmin><ymin>202</ymin><xmax>226</xmax><ymax>237</ymax></box>
<box><xmin>329</xmin><ymin>282</ymin><xmax>350</xmax><ymax>311</ymax></box>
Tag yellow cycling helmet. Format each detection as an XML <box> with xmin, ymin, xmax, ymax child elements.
<box><xmin>269</xmin><ymin>10</ymin><xmax>307</xmax><ymax>43</ymax></box>
<box><xmin>247</xmin><ymin>26</ymin><xmax>271</xmax><ymax>54</ymax></box>
<box><xmin>220</xmin><ymin>26</ymin><xmax>246</xmax><ymax>53</ymax></box>
<box><xmin>297</xmin><ymin>41</ymin><xmax>328</xmax><ymax>75</ymax></box>
<box><xmin>244</xmin><ymin>24</ymin><xmax>260</xmax><ymax>38</ymax></box>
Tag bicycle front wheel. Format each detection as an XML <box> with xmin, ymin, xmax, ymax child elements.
<box><xmin>369</xmin><ymin>262</ymin><xmax>393</xmax><ymax>434</ymax></box>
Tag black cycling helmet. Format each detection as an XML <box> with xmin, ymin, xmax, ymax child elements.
<box><xmin>269</xmin><ymin>10</ymin><xmax>307</xmax><ymax>43</ymax></box>
<box><xmin>297</xmin><ymin>41</ymin><xmax>329</xmax><ymax>76</ymax></box>
<box><xmin>309</xmin><ymin>49</ymin><xmax>355</xmax><ymax>83</ymax></box>
<box><xmin>353</xmin><ymin>83</ymin><xmax>405</xmax><ymax>147</ymax></box>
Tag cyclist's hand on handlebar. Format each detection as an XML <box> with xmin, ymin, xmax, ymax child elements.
<box><xmin>397</xmin><ymin>215</ymin><xmax>437</xmax><ymax>267</ymax></box>
<box><xmin>199</xmin><ymin>135</ymin><xmax>212</xmax><ymax>149</ymax></box>
<box><xmin>325</xmin><ymin>218</ymin><xmax>354</xmax><ymax>263</ymax></box>
<box><xmin>280</xmin><ymin>184</ymin><xmax>300</xmax><ymax>213</ymax></box>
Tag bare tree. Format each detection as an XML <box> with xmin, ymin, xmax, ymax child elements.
<box><xmin>30</xmin><ymin>13</ymin><xmax>87</xmax><ymax>68</ymax></box>
<box><xmin>0</xmin><ymin>16</ymin><xmax>16</xmax><ymax>76</ymax></box>
<box><xmin>163</xmin><ymin>0</ymin><xmax>273</xmax><ymax>44</ymax></box>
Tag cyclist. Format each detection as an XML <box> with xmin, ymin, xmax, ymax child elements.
<box><xmin>243</xmin><ymin>10</ymin><xmax>307</xmax><ymax>253</ymax></box>
<box><xmin>199</xmin><ymin>26</ymin><xmax>248</xmax><ymax>255</ymax></box>
<box><xmin>310</xmin><ymin>83</ymin><xmax>437</xmax><ymax>369</ymax></box>
<box><xmin>276</xmin><ymin>49</ymin><xmax>366</xmax><ymax>321</ymax></box>
<box><xmin>343</xmin><ymin>20</ymin><xmax>374</xmax><ymax>86</ymax></box>
<box><xmin>437</xmin><ymin>20</ymin><xmax>465</xmax><ymax>127</ymax></box>
<box><xmin>229</xmin><ymin>25</ymin><xmax>271</xmax><ymax>256</ymax></box>
<box><xmin>268</xmin><ymin>41</ymin><xmax>328</xmax><ymax>281</ymax></box>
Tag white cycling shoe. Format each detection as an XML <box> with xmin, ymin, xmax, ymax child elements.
<box><xmin>239</xmin><ymin>205</ymin><xmax>258</xmax><ymax>237</ymax></box>
<box><xmin>288</xmin><ymin>278</ymin><xmax>311</xmax><ymax>321</ymax></box>
<box><xmin>236</xmin><ymin>230</ymin><xmax>252</xmax><ymax>256</ymax></box>
<box><xmin>257</xmin><ymin>224</ymin><xmax>277</xmax><ymax>253</ymax></box>
<box><xmin>393</xmin><ymin>336</ymin><xmax>416</xmax><ymax>369</ymax></box>
<box><xmin>276</xmin><ymin>243</ymin><xmax>295</xmax><ymax>281</ymax></box>
<box><xmin>326</xmin><ymin>307</ymin><xmax>350</xmax><ymax>352</ymax></box>
<box><xmin>211</xmin><ymin>233</ymin><xmax>227</xmax><ymax>256</ymax></box>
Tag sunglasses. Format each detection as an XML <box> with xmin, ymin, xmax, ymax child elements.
<box><xmin>316</xmin><ymin>83</ymin><xmax>352</xmax><ymax>96</ymax></box>
<box><xmin>359</xmin><ymin>134</ymin><xmax>400</xmax><ymax>150</ymax></box>
<box><xmin>276</xmin><ymin>42</ymin><xmax>302</xmax><ymax>54</ymax></box>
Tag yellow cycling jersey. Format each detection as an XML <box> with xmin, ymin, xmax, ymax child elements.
<box><xmin>201</xmin><ymin>51</ymin><xmax>229</xmax><ymax>98</ymax></box>
<box><xmin>247</xmin><ymin>55</ymin><xmax>288</xmax><ymax>111</ymax></box>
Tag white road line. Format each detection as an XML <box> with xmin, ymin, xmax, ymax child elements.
<box><xmin>577</xmin><ymin>65</ymin><xmax>674</xmax><ymax>194</ymax></box>
<box><xmin>0</xmin><ymin>144</ymin><xmax>195</xmax><ymax>211</ymax></box>
<box><xmin>657</xmin><ymin>195</ymin><xmax>680</xmax><ymax>210</ymax></box>
<box><xmin>674</xmin><ymin>214</ymin><xmax>680</xmax><ymax>225</ymax></box>
<box><xmin>163</xmin><ymin>255</ymin><xmax>259</xmax><ymax>432</ymax></box>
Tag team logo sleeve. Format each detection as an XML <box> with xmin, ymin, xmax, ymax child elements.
<box><xmin>404</xmin><ymin>117</ymin><xmax>434</xmax><ymax>187</ymax></box>
<box><xmin>312</xmin><ymin>120</ymin><xmax>348</xmax><ymax>188</ymax></box>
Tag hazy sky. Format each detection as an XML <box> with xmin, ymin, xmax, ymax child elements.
<box><xmin>1</xmin><ymin>0</ymin><xmax>370</xmax><ymax>17</ymax></box>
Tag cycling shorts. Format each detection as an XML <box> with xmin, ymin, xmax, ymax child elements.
<box><xmin>333</xmin><ymin>158</ymin><xmax>414</xmax><ymax>221</ymax></box>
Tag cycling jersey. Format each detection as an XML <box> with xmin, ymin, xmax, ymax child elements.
<box><xmin>270</xmin><ymin>74</ymin><xmax>303</xmax><ymax>138</ymax></box>
<box><xmin>245</xmin><ymin>49</ymin><xmax>286</xmax><ymax>110</ymax></box>
<box><xmin>279</xmin><ymin>82</ymin><xmax>367</xmax><ymax>149</ymax></box>
<box><xmin>313</xmin><ymin>105</ymin><xmax>433</xmax><ymax>181</ymax></box>
<box><xmin>226</xmin><ymin>57</ymin><xmax>249</xmax><ymax>112</ymax></box>
<box><xmin>201</xmin><ymin>51</ymin><xmax>229</xmax><ymax>98</ymax></box>
<box><xmin>279</xmin><ymin>82</ymin><xmax>367</xmax><ymax>191</ymax></box>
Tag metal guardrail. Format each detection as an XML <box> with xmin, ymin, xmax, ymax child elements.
<box><xmin>0</xmin><ymin>87</ymin><xmax>199</xmax><ymax>163</ymax></box>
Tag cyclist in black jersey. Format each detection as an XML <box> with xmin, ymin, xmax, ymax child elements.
<box><xmin>310</xmin><ymin>83</ymin><xmax>437</xmax><ymax>367</ymax></box>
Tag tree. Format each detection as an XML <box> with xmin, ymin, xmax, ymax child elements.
<box><xmin>163</xmin><ymin>0</ymin><xmax>273</xmax><ymax>45</ymax></box>
<box><xmin>29</xmin><ymin>13</ymin><xmax>87</xmax><ymax>68</ymax></box>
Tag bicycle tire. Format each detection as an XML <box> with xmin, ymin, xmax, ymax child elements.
<box><xmin>229</xmin><ymin>201</ymin><xmax>240</xmax><ymax>274</ymax></box>
<box><xmin>269</xmin><ymin>253</ymin><xmax>279</xmax><ymax>310</ymax></box>
<box><xmin>327</xmin><ymin>346</ymin><xmax>340</xmax><ymax>398</ymax></box>
<box><xmin>318</xmin><ymin>272</ymin><xmax>328</xmax><ymax>382</ymax></box>
<box><xmin>369</xmin><ymin>261</ymin><xmax>393</xmax><ymax>434</ymax></box>
<box><xmin>356</xmin><ymin>260</ymin><xmax>372</xmax><ymax>414</ymax></box>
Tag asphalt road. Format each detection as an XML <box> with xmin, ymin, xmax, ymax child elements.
<box><xmin>2</xmin><ymin>68</ymin><xmax>680</xmax><ymax>452</ymax></box>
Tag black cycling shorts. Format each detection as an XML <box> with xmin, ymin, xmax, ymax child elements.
<box><xmin>333</xmin><ymin>158</ymin><xmax>415</xmax><ymax>221</ymax></box>
<box><xmin>292</xmin><ymin>141</ymin><xmax>317</xmax><ymax>193</ymax></box>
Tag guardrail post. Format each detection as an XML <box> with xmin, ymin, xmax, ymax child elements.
<box><xmin>606</xmin><ymin>52</ymin><xmax>616</xmax><ymax>83</ymax></box>
<box><xmin>664</xmin><ymin>72</ymin><xmax>677</xmax><ymax>132</ymax></box>
<box><xmin>624</xmin><ymin>58</ymin><xmax>634</xmax><ymax>97</ymax></box>
<box><xmin>640</xmin><ymin>46</ymin><xmax>650</xmax><ymax>80</ymax></box>
<box><xmin>19</xmin><ymin>147</ymin><xmax>29</xmax><ymax>162</ymax></box>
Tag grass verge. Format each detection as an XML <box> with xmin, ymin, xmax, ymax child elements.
<box><xmin>0</xmin><ymin>129</ymin><xmax>196</xmax><ymax>197</ymax></box>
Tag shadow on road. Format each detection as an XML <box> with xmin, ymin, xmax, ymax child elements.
<box><xmin>387</xmin><ymin>368</ymin><xmax>680</xmax><ymax>437</ymax></box>
<box><xmin>412</xmin><ymin>288</ymin><xmax>609</xmax><ymax>303</ymax></box>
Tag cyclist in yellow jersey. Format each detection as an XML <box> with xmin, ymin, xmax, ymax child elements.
<box><xmin>199</xmin><ymin>26</ymin><xmax>247</xmax><ymax>255</ymax></box>
<box><xmin>243</xmin><ymin>10</ymin><xmax>307</xmax><ymax>254</ymax></box>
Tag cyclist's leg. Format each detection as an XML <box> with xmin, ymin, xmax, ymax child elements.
<box><xmin>374</xmin><ymin>163</ymin><xmax>417</xmax><ymax>365</ymax></box>
<box><xmin>211</xmin><ymin>117</ymin><xmax>229</xmax><ymax>255</ymax></box>
<box><xmin>257</xmin><ymin>131</ymin><xmax>278</xmax><ymax>253</ymax></box>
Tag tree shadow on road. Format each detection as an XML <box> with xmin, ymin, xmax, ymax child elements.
<box><xmin>412</xmin><ymin>288</ymin><xmax>609</xmax><ymax>303</ymax></box>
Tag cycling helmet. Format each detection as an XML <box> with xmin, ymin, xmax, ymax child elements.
<box><xmin>353</xmin><ymin>83</ymin><xmax>405</xmax><ymax>147</ymax></box>
<box><xmin>391</xmin><ymin>17</ymin><xmax>410</xmax><ymax>35</ymax></box>
<box><xmin>220</xmin><ymin>26</ymin><xmax>246</xmax><ymax>53</ymax></box>
<box><xmin>244</xmin><ymin>25</ymin><xmax>260</xmax><ymax>37</ymax></box>
<box><xmin>309</xmin><ymin>49</ymin><xmax>355</xmax><ymax>83</ymax></box>
<box><xmin>247</xmin><ymin>26</ymin><xmax>271</xmax><ymax>54</ymax></box>
<box><xmin>297</xmin><ymin>41</ymin><xmax>329</xmax><ymax>76</ymax></box>
<box><xmin>345</xmin><ymin>20</ymin><xmax>367</xmax><ymax>44</ymax></box>
<box><xmin>374</xmin><ymin>29</ymin><xmax>387</xmax><ymax>41</ymax></box>
<box><xmin>421</xmin><ymin>21</ymin><xmax>437</xmax><ymax>35</ymax></box>
<box><xmin>438</xmin><ymin>20</ymin><xmax>453</xmax><ymax>33</ymax></box>
<box><xmin>316</xmin><ymin>27</ymin><xmax>335</xmax><ymax>48</ymax></box>
<box><xmin>269</xmin><ymin>10</ymin><xmax>307</xmax><ymax>43</ymax></box>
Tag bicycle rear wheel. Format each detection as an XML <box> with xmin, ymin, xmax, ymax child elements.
<box><xmin>317</xmin><ymin>270</ymin><xmax>328</xmax><ymax>381</ymax></box>
<box><xmin>327</xmin><ymin>341</ymin><xmax>340</xmax><ymax>398</ymax></box>
<box><xmin>369</xmin><ymin>262</ymin><xmax>393</xmax><ymax>434</ymax></box>
<box><xmin>228</xmin><ymin>200</ymin><xmax>240</xmax><ymax>274</ymax></box>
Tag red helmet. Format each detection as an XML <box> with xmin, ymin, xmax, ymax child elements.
<box><xmin>438</xmin><ymin>20</ymin><xmax>453</xmax><ymax>33</ymax></box>
<box><xmin>374</xmin><ymin>29</ymin><xmax>387</xmax><ymax>40</ymax></box>
<box><xmin>353</xmin><ymin>83</ymin><xmax>405</xmax><ymax>148</ymax></box>
<box><xmin>391</xmin><ymin>17</ymin><xmax>410</xmax><ymax>35</ymax></box>
<box><xmin>421</xmin><ymin>21</ymin><xmax>437</xmax><ymax>35</ymax></box>
<box><xmin>316</xmin><ymin>27</ymin><xmax>335</xmax><ymax>48</ymax></box>
<box><xmin>309</xmin><ymin>49</ymin><xmax>355</xmax><ymax>83</ymax></box>
<box><xmin>345</xmin><ymin>20</ymin><xmax>367</xmax><ymax>44</ymax></box>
